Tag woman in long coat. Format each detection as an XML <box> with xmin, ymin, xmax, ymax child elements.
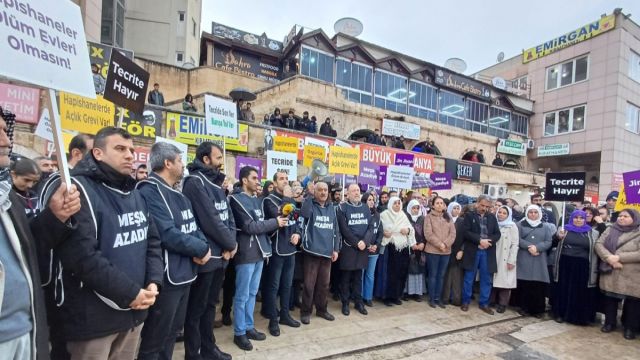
<box><xmin>405</xmin><ymin>199</ymin><xmax>426</xmax><ymax>301</ymax></box>
<box><xmin>491</xmin><ymin>206</ymin><xmax>519</xmax><ymax>313</ymax></box>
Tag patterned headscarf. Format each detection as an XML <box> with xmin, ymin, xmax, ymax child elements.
<box><xmin>0</xmin><ymin>107</ymin><xmax>17</xmax><ymax>210</ymax></box>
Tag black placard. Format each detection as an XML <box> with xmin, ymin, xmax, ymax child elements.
<box><xmin>445</xmin><ymin>159</ymin><xmax>481</xmax><ymax>183</ymax></box>
<box><xmin>544</xmin><ymin>172</ymin><xmax>586</xmax><ymax>201</ymax></box>
<box><xmin>104</xmin><ymin>50</ymin><xmax>149</xmax><ymax>114</ymax></box>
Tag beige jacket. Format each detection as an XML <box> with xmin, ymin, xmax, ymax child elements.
<box><xmin>423</xmin><ymin>211</ymin><xmax>456</xmax><ymax>255</ymax></box>
<box><xmin>595</xmin><ymin>227</ymin><xmax>640</xmax><ymax>298</ymax></box>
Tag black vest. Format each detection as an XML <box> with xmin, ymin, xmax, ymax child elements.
<box><xmin>263</xmin><ymin>193</ymin><xmax>298</xmax><ymax>256</ymax></box>
<box><xmin>338</xmin><ymin>202</ymin><xmax>372</xmax><ymax>243</ymax></box>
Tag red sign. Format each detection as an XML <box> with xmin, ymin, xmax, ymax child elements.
<box><xmin>269</xmin><ymin>130</ymin><xmax>334</xmax><ymax>160</ymax></box>
<box><xmin>0</xmin><ymin>83</ymin><xmax>40</xmax><ymax>124</ymax></box>
<box><xmin>134</xmin><ymin>146</ymin><xmax>150</xmax><ymax>168</ymax></box>
<box><xmin>360</xmin><ymin>145</ymin><xmax>434</xmax><ymax>174</ymax></box>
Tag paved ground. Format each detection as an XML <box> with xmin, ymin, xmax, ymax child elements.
<box><xmin>172</xmin><ymin>298</ymin><xmax>640</xmax><ymax>359</ymax></box>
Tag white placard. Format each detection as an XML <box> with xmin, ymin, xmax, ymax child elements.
<box><xmin>305</xmin><ymin>136</ymin><xmax>329</xmax><ymax>160</ymax></box>
<box><xmin>34</xmin><ymin>109</ymin><xmax>53</xmax><ymax>142</ymax></box>
<box><xmin>334</xmin><ymin>138</ymin><xmax>351</xmax><ymax>148</ymax></box>
<box><xmin>382</xmin><ymin>118</ymin><xmax>421</xmax><ymax>140</ymax></box>
<box><xmin>205</xmin><ymin>95</ymin><xmax>238</xmax><ymax>139</ymax></box>
<box><xmin>385</xmin><ymin>165</ymin><xmax>414</xmax><ymax>189</ymax></box>
<box><xmin>0</xmin><ymin>0</ymin><xmax>95</xmax><ymax>98</ymax></box>
<box><xmin>266</xmin><ymin>151</ymin><xmax>298</xmax><ymax>180</ymax></box>
<box><xmin>156</xmin><ymin>136</ymin><xmax>188</xmax><ymax>175</ymax></box>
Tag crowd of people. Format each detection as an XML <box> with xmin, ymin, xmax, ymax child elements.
<box><xmin>1</xmin><ymin>110</ymin><xmax>639</xmax><ymax>359</ymax></box>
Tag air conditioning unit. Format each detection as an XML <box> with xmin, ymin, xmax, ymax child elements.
<box><xmin>526</xmin><ymin>139</ymin><xmax>535</xmax><ymax>149</ymax></box>
<box><xmin>483</xmin><ymin>184</ymin><xmax>508</xmax><ymax>198</ymax></box>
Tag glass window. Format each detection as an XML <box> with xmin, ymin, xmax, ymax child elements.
<box><xmin>179</xmin><ymin>11</ymin><xmax>185</xmax><ymax>21</ymax></box>
<box><xmin>438</xmin><ymin>91</ymin><xmax>465</xmax><ymax>129</ymax></box>
<box><xmin>544</xmin><ymin>105</ymin><xmax>587</xmax><ymax>136</ymax></box>
<box><xmin>512</xmin><ymin>75</ymin><xmax>528</xmax><ymax>91</ymax></box>
<box><xmin>408</xmin><ymin>80</ymin><xmax>437</xmax><ymax>121</ymax></box>
<box><xmin>626</xmin><ymin>103</ymin><xmax>640</xmax><ymax>133</ymax></box>
<box><xmin>630</xmin><ymin>51</ymin><xmax>640</xmax><ymax>83</ymax></box>
<box><xmin>336</xmin><ymin>59</ymin><xmax>372</xmax><ymax>105</ymax></box>
<box><xmin>572</xmin><ymin>106</ymin><xmax>585</xmax><ymax>131</ymax></box>
<box><xmin>546</xmin><ymin>55</ymin><xmax>589</xmax><ymax>90</ymax></box>
<box><xmin>301</xmin><ymin>47</ymin><xmax>334</xmax><ymax>83</ymax></box>
<box><xmin>176</xmin><ymin>52</ymin><xmax>184</xmax><ymax>62</ymax></box>
<box><xmin>511</xmin><ymin>113</ymin><xmax>529</xmax><ymax>136</ymax></box>
<box><xmin>374</xmin><ymin>70</ymin><xmax>408</xmax><ymax>113</ymax></box>
<box><xmin>544</xmin><ymin>113</ymin><xmax>556</xmax><ymax>136</ymax></box>
<box><xmin>466</xmin><ymin>99</ymin><xmax>488</xmax><ymax>124</ymax></box>
<box><xmin>558</xmin><ymin>109</ymin><xmax>570</xmax><ymax>133</ymax></box>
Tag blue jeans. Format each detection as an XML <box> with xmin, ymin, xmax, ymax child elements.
<box><xmin>233</xmin><ymin>261</ymin><xmax>264</xmax><ymax>336</ymax></box>
<box><xmin>462</xmin><ymin>250</ymin><xmax>492</xmax><ymax>307</ymax></box>
<box><xmin>262</xmin><ymin>254</ymin><xmax>295</xmax><ymax>320</ymax></box>
<box><xmin>426</xmin><ymin>253</ymin><xmax>449</xmax><ymax>303</ymax></box>
<box><xmin>362</xmin><ymin>255</ymin><xmax>379</xmax><ymax>301</ymax></box>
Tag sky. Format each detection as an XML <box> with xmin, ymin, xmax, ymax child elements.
<box><xmin>201</xmin><ymin>0</ymin><xmax>640</xmax><ymax>74</ymax></box>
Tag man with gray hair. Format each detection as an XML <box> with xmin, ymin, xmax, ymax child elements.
<box><xmin>136</xmin><ymin>142</ymin><xmax>211</xmax><ymax>359</ymax></box>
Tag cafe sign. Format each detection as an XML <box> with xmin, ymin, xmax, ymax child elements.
<box><xmin>497</xmin><ymin>139</ymin><xmax>526</xmax><ymax>157</ymax></box>
<box><xmin>435</xmin><ymin>69</ymin><xmax>491</xmax><ymax>100</ymax></box>
<box><xmin>213</xmin><ymin>46</ymin><xmax>280</xmax><ymax>82</ymax></box>
<box><xmin>538</xmin><ymin>143</ymin><xmax>570</xmax><ymax>157</ymax></box>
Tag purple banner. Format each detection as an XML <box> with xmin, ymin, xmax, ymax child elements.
<box><xmin>236</xmin><ymin>156</ymin><xmax>263</xmax><ymax>180</ymax></box>
<box><xmin>430</xmin><ymin>172</ymin><xmax>452</xmax><ymax>190</ymax></box>
<box><xmin>359</xmin><ymin>162</ymin><xmax>380</xmax><ymax>186</ymax></box>
<box><xmin>623</xmin><ymin>170</ymin><xmax>640</xmax><ymax>204</ymax></box>
<box><xmin>378</xmin><ymin>166</ymin><xmax>387</xmax><ymax>187</ymax></box>
<box><xmin>333</xmin><ymin>174</ymin><xmax>357</xmax><ymax>186</ymax></box>
<box><xmin>394</xmin><ymin>153</ymin><xmax>414</xmax><ymax>167</ymax></box>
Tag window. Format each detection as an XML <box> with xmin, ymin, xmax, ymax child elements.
<box><xmin>101</xmin><ymin>0</ymin><xmax>125</xmax><ymax>47</ymax></box>
<box><xmin>300</xmin><ymin>46</ymin><xmax>334</xmax><ymax>83</ymax></box>
<box><xmin>465</xmin><ymin>99</ymin><xmax>489</xmax><ymax>133</ymax></box>
<box><xmin>626</xmin><ymin>103</ymin><xmax>640</xmax><ymax>133</ymax></box>
<box><xmin>336</xmin><ymin>59</ymin><xmax>372</xmax><ymax>105</ymax></box>
<box><xmin>546</xmin><ymin>55</ymin><xmax>589</xmax><ymax>90</ymax></box>
<box><xmin>176</xmin><ymin>52</ymin><xmax>184</xmax><ymax>62</ymax></box>
<box><xmin>488</xmin><ymin>107</ymin><xmax>510</xmax><ymax>138</ymax></box>
<box><xmin>511</xmin><ymin>113</ymin><xmax>529</xmax><ymax>136</ymax></box>
<box><xmin>374</xmin><ymin>70</ymin><xmax>408</xmax><ymax>114</ymax></box>
<box><xmin>543</xmin><ymin>105</ymin><xmax>587</xmax><ymax>136</ymax></box>
<box><xmin>192</xmin><ymin>19</ymin><xmax>197</xmax><ymax>37</ymax></box>
<box><xmin>630</xmin><ymin>51</ymin><xmax>640</xmax><ymax>83</ymax></box>
<box><xmin>438</xmin><ymin>91</ymin><xmax>465</xmax><ymax>128</ymax></box>
<box><xmin>178</xmin><ymin>12</ymin><xmax>185</xmax><ymax>21</ymax></box>
<box><xmin>409</xmin><ymin>80</ymin><xmax>437</xmax><ymax>121</ymax></box>
<box><xmin>512</xmin><ymin>75</ymin><xmax>528</xmax><ymax>91</ymax></box>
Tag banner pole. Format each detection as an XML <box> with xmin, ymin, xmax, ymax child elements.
<box><xmin>48</xmin><ymin>89</ymin><xmax>71</xmax><ymax>190</ymax></box>
<box><xmin>342</xmin><ymin>174</ymin><xmax>346</xmax><ymax>202</ymax></box>
<box><xmin>223</xmin><ymin>136</ymin><xmax>227</xmax><ymax>175</ymax></box>
<box><xmin>561</xmin><ymin>202</ymin><xmax>566</xmax><ymax>230</ymax></box>
<box><xmin>116</xmin><ymin>107</ymin><xmax>124</xmax><ymax>128</ymax></box>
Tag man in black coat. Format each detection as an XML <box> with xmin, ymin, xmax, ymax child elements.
<box><xmin>461</xmin><ymin>195</ymin><xmax>501</xmax><ymax>315</ymax></box>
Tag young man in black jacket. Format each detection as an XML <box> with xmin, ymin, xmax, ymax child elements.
<box><xmin>182</xmin><ymin>142</ymin><xmax>237</xmax><ymax>360</ymax></box>
<box><xmin>136</xmin><ymin>142</ymin><xmax>211</xmax><ymax>360</ymax></box>
<box><xmin>229</xmin><ymin>166</ymin><xmax>287</xmax><ymax>350</ymax></box>
<box><xmin>53</xmin><ymin>127</ymin><xmax>164</xmax><ymax>359</ymax></box>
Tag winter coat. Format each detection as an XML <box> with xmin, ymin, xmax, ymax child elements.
<box><xmin>229</xmin><ymin>191</ymin><xmax>278</xmax><ymax>265</ymax></box>
<box><xmin>448</xmin><ymin>217</ymin><xmax>465</xmax><ymax>266</ymax></box>
<box><xmin>516</xmin><ymin>221</ymin><xmax>554</xmax><ymax>283</ymax></box>
<box><xmin>319</xmin><ymin>123</ymin><xmax>335</xmax><ymax>137</ymax></box>
<box><xmin>595</xmin><ymin>227</ymin><xmax>640</xmax><ymax>298</ymax></box>
<box><xmin>299</xmin><ymin>196</ymin><xmax>340</xmax><ymax>258</ymax></box>
<box><xmin>461</xmin><ymin>211</ymin><xmax>501</xmax><ymax>273</ymax></box>
<box><xmin>493</xmin><ymin>223</ymin><xmax>519</xmax><ymax>289</ymax></box>
<box><xmin>337</xmin><ymin>201</ymin><xmax>373</xmax><ymax>270</ymax></box>
<box><xmin>423</xmin><ymin>211</ymin><xmax>456</xmax><ymax>255</ymax></box>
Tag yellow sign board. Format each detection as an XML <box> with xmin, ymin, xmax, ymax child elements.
<box><xmin>165</xmin><ymin>112</ymin><xmax>248</xmax><ymax>152</ymax></box>
<box><xmin>274</xmin><ymin>136</ymin><xmax>299</xmax><ymax>153</ymax></box>
<box><xmin>523</xmin><ymin>14</ymin><xmax>615</xmax><ymax>63</ymax></box>
<box><xmin>303</xmin><ymin>145</ymin><xmax>326</xmax><ymax>167</ymax></box>
<box><xmin>328</xmin><ymin>146</ymin><xmax>360</xmax><ymax>176</ymax></box>
<box><xmin>615</xmin><ymin>184</ymin><xmax>640</xmax><ymax>212</ymax></box>
<box><xmin>60</xmin><ymin>92</ymin><xmax>115</xmax><ymax>135</ymax></box>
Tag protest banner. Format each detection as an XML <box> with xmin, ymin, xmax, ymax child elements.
<box><xmin>429</xmin><ymin>173</ymin><xmax>453</xmax><ymax>190</ymax></box>
<box><xmin>266</xmin><ymin>151</ymin><xmax>297</xmax><ymax>180</ymax></box>
<box><xmin>274</xmin><ymin>136</ymin><xmax>299</xmax><ymax>154</ymax></box>
<box><xmin>544</xmin><ymin>172</ymin><xmax>586</xmax><ymax>202</ymax></box>
<box><xmin>133</xmin><ymin>146</ymin><xmax>150</xmax><ymax>168</ymax></box>
<box><xmin>615</xmin><ymin>184</ymin><xmax>640</xmax><ymax>212</ymax></box>
<box><xmin>360</xmin><ymin>145</ymin><xmax>434</xmax><ymax>174</ymax></box>
<box><xmin>303</xmin><ymin>145</ymin><xmax>326</xmax><ymax>167</ymax></box>
<box><xmin>87</xmin><ymin>41</ymin><xmax>134</xmax><ymax>77</ymax></box>
<box><xmin>60</xmin><ymin>92</ymin><xmax>115</xmax><ymax>134</ymax></box>
<box><xmin>34</xmin><ymin>109</ymin><xmax>53</xmax><ymax>142</ymax></box>
<box><xmin>622</xmin><ymin>170</ymin><xmax>640</xmax><ymax>204</ymax></box>
<box><xmin>235</xmin><ymin>156</ymin><xmax>263</xmax><ymax>180</ymax></box>
<box><xmin>359</xmin><ymin>162</ymin><xmax>380</xmax><ymax>186</ymax></box>
<box><xmin>0</xmin><ymin>83</ymin><xmax>40</xmax><ymax>124</ymax></box>
<box><xmin>104</xmin><ymin>49</ymin><xmax>150</xmax><ymax>115</ymax></box>
<box><xmin>165</xmin><ymin>112</ymin><xmax>248</xmax><ymax>151</ymax></box>
<box><xmin>328</xmin><ymin>146</ymin><xmax>360</xmax><ymax>176</ymax></box>
<box><xmin>205</xmin><ymin>95</ymin><xmax>238</xmax><ymax>138</ymax></box>
<box><xmin>386</xmin><ymin>165</ymin><xmax>414</xmax><ymax>189</ymax></box>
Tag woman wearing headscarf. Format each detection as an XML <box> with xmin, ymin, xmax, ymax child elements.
<box><xmin>551</xmin><ymin>209</ymin><xmax>599</xmax><ymax>325</ymax></box>
<box><xmin>442</xmin><ymin>202</ymin><xmax>465</xmax><ymax>306</ymax></box>
<box><xmin>516</xmin><ymin>205</ymin><xmax>554</xmax><ymax>318</ymax></box>
<box><xmin>595</xmin><ymin>209</ymin><xmax>640</xmax><ymax>340</ymax></box>
<box><xmin>491</xmin><ymin>206</ymin><xmax>519</xmax><ymax>313</ymax></box>
<box><xmin>405</xmin><ymin>199</ymin><xmax>426</xmax><ymax>301</ymax></box>
<box><xmin>424</xmin><ymin>196</ymin><xmax>456</xmax><ymax>308</ymax></box>
<box><xmin>583</xmin><ymin>206</ymin><xmax>608</xmax><ymax>236</ymax></box>
<box><xmin>380</xmin><ymin>196</ymin><xmax>416</xmax><ymax>306</ymax></box>
<box><xmin>362</xmin><ymin>192</ymin><xmax>383</xmax><ymax>307</ymax></box>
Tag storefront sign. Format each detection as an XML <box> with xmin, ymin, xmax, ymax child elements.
<box><xmin>328</xmin><ymin>146</ymin><xmax>360</xmax><ymax>176</ymax></box>
<box><xmin>213</xmin><ymin>46</ymin><xmax>281</xmax><ymax>82</ymax></box>
<box><xmin>386</xmin><ymin>165</ymin><xmax>414</xmax><ymax>189</ymax></box>
<box><xmin>538</xmin><ymin>143</ymin><xmax>570</xmax><ymax>157</ymax></box>
<box><xmin>359</xmin><ymin>162</ymin><xmax>380</xmax><ymax>186</ymax></box>
<box><xmin>0</xmin><ymin>0</ymin><xmax>95</xmax><ymax>98</ymax></box>
<box><xmin>133</xmin><ymin>146</ymin><xmax>150</xmax><ymax>168</ymax></box>
<box><xmin>205</xmin><ymin>94</ymin><xmax>238</xmax><ymax>139</ymax></box>
<box><xmin>544</xmin><ymin>172</ymin><xmax>586</xmax><ymax>202</ymax></box>
<box><xmin>623</xmin><ymin>170</ymin><xmax>640</xmax><ymax>204</ymax></box>
<box><xmin>430</xmin><ymin>173</ymin><xmax>453</xmax><ymax>190</ymax></box>
<box><xmin>235</xmin><ymin>156</ymin><xmax>263</xmax><ymax>180</ymax></box>
<box><xmin>274</xmin><ymin>136</ymin><xmax>299</xmax><ymax>153</ymax></box>
<box><xmin>497</xmin><ymin>139</ymin><xmax>526</xmax><ymax>157</ymax></box>
<box><xmin>165</xmin><ymin>112</ymin><xmax>248</xmax><ymax>152</ymax></box>
<box><xmin>523</xmin><ymin>14</ymin><xmax>615</xmax><ymax>64</ymax></box>
<box><xmin>303</xmin><ymin>145</ymin><xmax>326</xmax><ymax>167</ymax></box>
<box><xmin>116</xmin><ymin>107</ymin><xmax>160</xmax><ymax>139</ymax></box>
<box><xmin>212</xmin><ymin>22</ymin><xmax>283</xmax><ymax>52</ymax></box>
<box><xmin>435</xmin><ymin>69</ymin><xmax>491</xmax><ymax>100</ymax></box>
<box><xmin>445</xmin><ymin>159</ymin><xmax>480</xmax><ymax>182</ymax></box>
<box><xmin>87</xmin><ymin>41</ymin><xmax>134</xmax><ymax>78</ymax></box>
<box><xmin>615</xmin><ymin>184</ymin><xmax>640</xmax><ymax>212</ymax></box>
<box><xmin>60</xmin><ymin>92</ymin><xmax>115</xmax><ymax>134</ymax></box>
<box><xmin>0</xmin><ymin>83</ymin><xmax>40</xmax><ymax>124</ymax></box>
<box><xmin>360</xmin><ymin>145</ymin><xmax>435</xmax><ymax>174</ymax></box>
<box><xmin>104</xmin><ymin>50</ymin><xmax>149</xmax><ymax>114</ymax></box>
<box><xmin>382</xmin><ymin>119</ymin><xmax>421</xmax><ymax>140</ymax></box>
<box><xmin>266</xmin><ymin>151</ymin><xmax>297</xmax><ymax>180</ymax></box>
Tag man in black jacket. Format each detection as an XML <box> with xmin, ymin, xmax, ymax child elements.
<box><xmin>53</xmin><ymin>127</ymin><xmax>163</xmax><ymax>359</ymax></box>
<box><xmin>182</xmin><ymin>142</ymin><xmax>237</xmax><ymax>360</ymax></box>
<box><xmin>461</xmin><ymin>195</ymin><xmax>501</xmax><ymax>315</ymax></box>
<box><xmin>229</xmin><ymin>167</ymin><xmax>287</xmax><ymax>350</ymax></box>
<box><xmin>136</xmin><ymin>142</ymin><xmax>211</xmax><ymax>360</ymax></box>
<box><xmin>261</xmin><ymin>171</ymin><xmax>302</xmax><ymax>337</ymax></box>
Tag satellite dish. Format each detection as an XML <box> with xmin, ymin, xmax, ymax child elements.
<box><xmin>334</xmin><ymin>17</ymin><xmax>364</xmax><ymax>37</ymax></box>
<box><xmin>497</xmin><ymin>51</ymin><xmax>505</xmax><ymax>62</ymax></box>
<box><xmin>444</xmin><ymin>58</ymin><xmax>467</xmax><ymax>74</ymax></box>
<box><xmin>182</xmin><ymin>62</ymin><xmax>196</xmax><ymax>70</ymax></box>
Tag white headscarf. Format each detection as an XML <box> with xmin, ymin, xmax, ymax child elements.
<box><xmin>522</xmin><ymin>204</ymin><xmax>542</xmax><ymax>227</ymax></box>
<box><xmin>380</xmin><ymin>196</ymin><xmax>416</xmax><ymax>250</ymax></box>
<box><xmin>497</xmin><ymin>205</ymin><xmax>515</xmax><ymax>227</ymax></box>
<box><xmin>447</xmin><ymin>201</ymin><xmax>461</xmax><ymax>223</ymax></box>
<box><xmin>407</xmin><ymin>199</ymin><xmax>421</xmax><ymax>222</ymax></box>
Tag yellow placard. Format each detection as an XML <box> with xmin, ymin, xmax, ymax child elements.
<box><xmin>165</xmin><ymin>112</ymin><xmax>248</xmax><ymax>152</ymax></box>
<box><xmin>523</xmin><ymin>14</ymin><xmax>615</xmax><ymax>63</ymax></box>
<box><xmin>328</xmin><ymin>146</ymin><xmax>360</xmax><ymax>176</ymax></box>
<box><xmin>60</xmin><ymin>92</ymin><xmax>115</xmax><ymax>135</ymax></box>
<box><xmin>274</xmin><ymin>136</ymin><xmax>299</xmax><ymax>154</ymax></box>
<box><xmin>615</xmin><ymin>184</ymin><xmax>640</xmax><ymax>212</ymax></box>
<box><xmin>303</xmin><ymin>145</ymin><xmax>325</xmax><ymax>167</ymax></box>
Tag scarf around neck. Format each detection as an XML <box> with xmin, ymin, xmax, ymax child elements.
<box><xmin>497</xmin><ymin>205</ymin><xmax>515</xmax><ymax>228</ymax></box>
<box><xmin>564</xmin><ymin>209</ymin><xmax>592</xmax><ymax>233</ymax></box>
<box><xmin>380</xmin><ymin>196</ymin><xmax>415</xmax><ymax>250</ymax></box>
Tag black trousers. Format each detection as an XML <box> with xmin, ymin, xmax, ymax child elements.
<box><xmin>184</xmin><ymin>267</ymin><xmax>225</xmax><ymax>360</ymax></box>
<box><xmin>138</xmin><ymin>283</ymin><xmax>191</xmax><ymax>360</ymax></box>
<box><xmin>517</xmin><ymin>279</ymin><xmax>548</xmax><ymax>315</ymax></box>
<box><xmin>386</xmin><ymin>245</ymin><xmax>410</xmax><ymax>301</ymax></box>
<box><xmin>603</xmin><ymin>295</ymin><xmax>640</xmax><ymax>331</ymax></box>
<box><xmin>221</xmin><ymin>260</ymin><xmax>236</xmax><ymax>317</ymax></box>
<box><xmin>340</xmin><ymin>269</ymin><xmax>364</xmax><ymax>305</ymax></box>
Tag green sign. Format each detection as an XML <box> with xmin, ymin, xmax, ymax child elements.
<box><xmin>538</xmin><ymin>143</ymin><xmax>570</xmax><ymax>157</ymax></box>
<box><xmin>497</xmin><ymin>139</ymin><xmax>526</xmax><ymax>156</ymax></box>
